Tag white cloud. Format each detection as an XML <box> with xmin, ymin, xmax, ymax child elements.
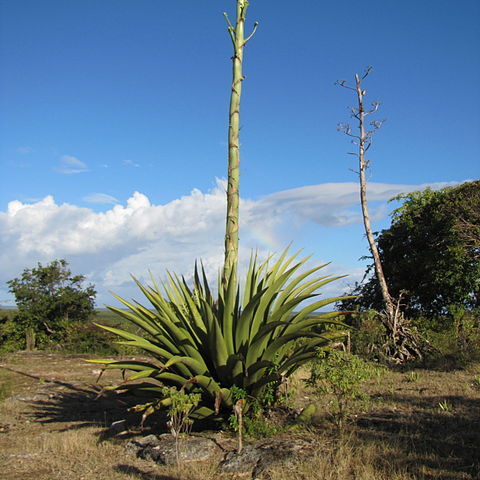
<box><xmin>0</xmin><ymin>181</ymin><xmax>228</xmax><ymax>305</ymax></box>
<box><xmin>0</xmin><ymin>179</ymin><xmax>460</xmax><ymax>307</ymax></box>
<box><xmin>83</xmin><ymin>193</ymin><xmax>119</xmax><ymax>205</ymax></box>
<box><xmin>123</xmin><ymin>159</ymin><xmax>140</xmax><ymax>168</ymax></box>
<box><xmin>255</xmin><ymin>181</ymin><xmax>459</xmax><ymax>227</ymax></box>
<box><xmin>56</xmin><ymin>155</ymin><xmax>89</xmax><ymax>174</ymax></box>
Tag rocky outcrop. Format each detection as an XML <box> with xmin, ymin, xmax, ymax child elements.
<box><xmin>126</xmin><ymin>433</ymin><xmax>316</xmax><ymax>478</ymax></box>
<box><xmin>125</xmin><ymin>433</ymin><xmax>220</xmax><ymax>465</ymax></box>
<box><xmin>218</xmin><ymin>436</ymin><xmax>315</xmax><ymax>479</ymax></box>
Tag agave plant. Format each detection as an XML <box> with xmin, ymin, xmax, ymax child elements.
<box><xmin>89</xmin><ymin>249</ymin><xmax>350</xmax><ymax>421</ymax></box>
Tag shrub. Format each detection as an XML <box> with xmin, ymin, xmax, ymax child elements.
<box><xmin>57</xmin><ymin>321</ymin><xmax>119</xmax><ymax>355</ymax></box>
<box><xmin>418</xmin><ymin>307</ymin><xmax>480</xmax><ymax>367</ymax></box>
<box><xmin>0</xmin><ymin>314</ymin><xmax>24</xmax><ymax>353</ymax></box>
<box><xmin>307</xmin><ymin>350</ymin><xmax>383</xmax><ymax>428</ymax></box>
<box><xmin>345</xmin><ymin>310</ymin><xmax>387</xmax><ymax>361</ymax></box>
<box><xmin>227</xmin><ymin>385</ymin><xmax>283</xmax><ymax>441</ymax></box>
<box><xmin>7</xmin><ymin>260</ymin><xmax>96</xmax><ymax>350</ymax></box>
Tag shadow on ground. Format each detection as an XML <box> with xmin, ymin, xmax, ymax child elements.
<box><xmin>1</xmin><ymin>364</ymin><xmax>163</xmax><ymax>435</ymax></box>
<box><xmin>355</xmin><ymin>393</ymin><xmax>480</xmax><ymax>480</ymax></box>
<box><xmin>115</xmin><ymin>465</ymin><xmax>180</xmax><ymax>480</ymax></box>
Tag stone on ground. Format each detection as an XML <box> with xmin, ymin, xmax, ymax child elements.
<box><xmin>125</xmin><ymin>433</ymin><xmax>220</xmax><ymax>465</ymax></box>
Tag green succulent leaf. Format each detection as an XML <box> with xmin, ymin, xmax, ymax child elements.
<box><xmin>91</xmin><ymin>248</ymin><xmax>350</xmax><ymax>419</ymax></box>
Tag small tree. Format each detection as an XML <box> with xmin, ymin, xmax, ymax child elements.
<box><xmin>307</xmin><ymin>350</ymin><xmax>383</xmax><ymax>430</ymax></box>
<box><xmin>162</xmin><ymin>386</ymin><xmax>201</xmax><ymax>465</ymax></box>
<box><xmin>337</xmin><ymin>68</ymin><xmax>424</xmax><ymax>363</ymax></box>
<box><xmin>336</xmin><ymin>67</ymin><xmax>393</xmax><ymax>320</ymax></box>
<box><xmin>7</xmin><ymin>259</ymin><xmax>96</xmax><ymax>350</ymax></box>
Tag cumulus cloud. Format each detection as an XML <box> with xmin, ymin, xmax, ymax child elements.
<box><xmin>0</xmin><ymin>181</ymin><xmax>228</xmax><ymax>305</ymax></box>
<box><xmin>83</xmin><ymin>193</ymin><xmax>119</xmax><ymax>205</ymax></box>
<box><xmin>56</xmin><ymin>155</ymin><xmax>88</xmax><ymax>174</ymax></box>
<box><xmin>0</xmin><ymin>179</ymin><xmax>460</xmax><ymax>307</ymax></box>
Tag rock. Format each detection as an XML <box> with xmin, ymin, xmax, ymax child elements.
<box><xmin>219</xmin><ymin>444</ymin><xmax>262</xmax><ymax>476</ymax></box>
<box><xmin>125</xmin><ymin>433</ymin><xmax>220</xmax><ymax>465</ymax></box>
<box><xmin>218</xmin><ymin>436</ymin><xmax>315</xmax><ymax>479</ymax></box>
<box><xmin>125</xmin><ymin>434</ymin><xmax>160</xmax><ymax>456</ymax></box>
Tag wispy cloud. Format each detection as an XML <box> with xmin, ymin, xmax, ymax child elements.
<box><xmin>83</xmin><ymin>193</ymin><xmax>119</xmax><ymax>205</ymax></box>
<box><xmin>56</xmin><ymin>155</ymin><xmax>89</xmax><ymax>174</ymax></box>
<box><xmin>8</xmin><ymin>160</ymin><xmax>31</xmax><ymax>168</ymax></box>
<box><xmin>123</xmin><ymin>159</ymin><xmax>140</xmax><ymax>168</ymax></box>
<box><xmin>254</xmin><ymin>181</ymin><xmax>460</xmax><ymax>227</ymax></box>
<box><xmin>16</xmin><ymin>146</ymin><xmax>33</xmax><ymax>155</ymax></box>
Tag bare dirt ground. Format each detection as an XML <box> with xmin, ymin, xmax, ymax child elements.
<box><xmin>0</xmin><ymin>352</ymin><xmax>192</xmax><ymax>480</ymax></box>
<box><xmin>1</xmin><ymin>352</ymin><xmax>479</xmax><ymax>480</ymax></box>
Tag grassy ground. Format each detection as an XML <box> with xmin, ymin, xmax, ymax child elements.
<box><xmin>1</xmin><ymin>351</ymin><xmax>479</xmax><ymax>479</ymax></box>
<box><xmin>1</xmin><ymin>309</ymin><xmax>129</xmax><ymax>325</ymax></box>
<box><xmin>0</xmin><ymin>309</ymin><xmax>17</xmax><ymax>320</ymax></box>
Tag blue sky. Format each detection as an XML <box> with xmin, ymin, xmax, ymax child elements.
<box><xmin>1</xmin><ymin>0</ymin><xmax>479</xmax><ymax>307</ymax></box>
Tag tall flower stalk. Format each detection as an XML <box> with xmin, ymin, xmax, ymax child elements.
<box><xmin>222</xmin><ymin>1</ymin><xmax>258</xmax><ymax>288</ymax></box>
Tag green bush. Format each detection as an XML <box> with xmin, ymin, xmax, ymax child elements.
<box><xmin>56</xmin><ymin>321</ymin><xmax>119</xmax><ymax>355</ymax></box>
<box><xmin>345</xmin><ymin>310</ymin><xmax>387</xmax><ymax>361</ymax></box>
<box><xmin>344</xmin><ymin>305</ymin><xmax>480</xmax><ymax>367</ymax></box>
<box><xmin>7</xmin><ymin>260</ymin><xmax>96</xmax><ymax>350</ymax></box>
<box><xmin>226</xmin><ymin>385</ymin><xmax>284</xmax><ymax>439</ymax></box>
<box><xmin>162</xmin><ymin>386</ymin><xmax>201</xmax><ymax>436</ymax></box>
<box><xmin>417</xmin><ymin>307</ymin><xmax>480</xmax><ymax>367</ymax></box>
<box><xmin>450</xmin><ymin>306</ymin><xmax>480</xmax><ymax>363</ymax></box>
<box><xmin>307</xmin><ymin>350</ymin><xmax>383</xmax><ymax>428</ymax></box>
<box><xmin>0</xmin><ymin>310</ymin><xmax>140</xmax><ymax>355</ymax></box>
<box><xmin>0</xmin><ymin>314</ymin><xmax>25</xmax><ymax>353</ymax></box>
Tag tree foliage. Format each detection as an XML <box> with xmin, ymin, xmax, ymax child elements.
<box><xmin>6</xmin><ymin>259</ymin><xmax>96</xmax><ymax>349</ymax></box>
<box><xmin>348</xmin><ymin>181</ymin><xmax>480</xmax><ymax>318</ymax></box>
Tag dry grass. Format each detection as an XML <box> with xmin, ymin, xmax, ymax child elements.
<box><xmin>1</xmin><ymin>352</ymin><xmax>479</xmax><ymax>479</ymax></box>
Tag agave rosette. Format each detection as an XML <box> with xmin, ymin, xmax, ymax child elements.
<box><xmin>89</xmin><ymin>249</ymin><xmax>350</xmax><ymax>419</ymax></box>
